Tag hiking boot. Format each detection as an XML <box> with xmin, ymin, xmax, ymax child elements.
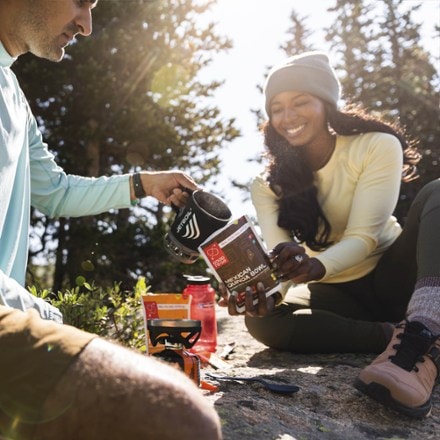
<box><xmin>354</xmin><ymin>320</ymin><xmax>440</xmax><ymax>418</ymax></box>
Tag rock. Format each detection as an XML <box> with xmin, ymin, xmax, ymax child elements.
<box><xmin>201</xmin><ymin>306</ymin><xmax>440</xmax><ymax>440</ymax></box>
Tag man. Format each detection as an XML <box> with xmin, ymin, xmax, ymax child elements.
<box><xmin>0</xmin><ymin>1</ymin><xmax>222</xmax><ymax>438</ymax></box>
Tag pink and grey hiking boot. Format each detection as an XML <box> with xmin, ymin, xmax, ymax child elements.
<box><xmin>354</xmin><ymin>320</ymin><xmax>440</xmax><ymax>418</ymax></box>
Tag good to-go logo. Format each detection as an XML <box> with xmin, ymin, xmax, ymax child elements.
<box><xmin>204</xmin><ymin>242</ymin><xmax>229</xmax><ymax>268</ymax></box>
<box><xmin>177</xmin><ymin>212</ymin><xmax>201</xmax><ymax>240</ymax></box>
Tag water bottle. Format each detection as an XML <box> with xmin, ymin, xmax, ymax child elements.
<box><xmin>183</xmin><ymin>275</ymin><xmax>217</xmax><ymax>354</ymax></box>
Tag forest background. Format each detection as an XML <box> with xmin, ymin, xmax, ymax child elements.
<box><xmin>14</xmin><ymin>0</ymin><xmax>439</xmax><ymax>305</ymax></box>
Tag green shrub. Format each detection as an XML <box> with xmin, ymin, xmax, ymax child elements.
<box><xmin>29</xmin><ymin>277</ymin><xmax>149</xmax><ymax>352</ymax></box>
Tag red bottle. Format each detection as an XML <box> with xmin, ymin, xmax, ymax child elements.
<box><xmin>183</xmin><ymin>275</ymin><xmax>217</xmax><ymax>354</ymax></box>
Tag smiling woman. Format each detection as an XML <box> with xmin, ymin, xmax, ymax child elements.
<box><xmin>217</xmin><ymin>48</ymin><xmax>440</xmax><ymax>419</ymax></box>
<box><xmin>268</xmin><ymin>92</ymin><xmax>334</xmax><ymax>171</ymax></box>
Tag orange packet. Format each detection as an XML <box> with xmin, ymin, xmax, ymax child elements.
<box><xmin>141</xmin><ymin>293</ymin><xmax>191</xmax><ymax>355</ymax></box>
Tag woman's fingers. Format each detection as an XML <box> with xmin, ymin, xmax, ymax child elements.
<box><xmin>244</xmin><ymin>287</ymin><xmax>258</xmax><ymax>317</ymax></box>
<box><xmin>256</xmin><ymin>282</ymin><xmax>271</xmax><ymax>316</ymax></box>
<box><xmin>228</xmin><ymin>292</ymin><xmax>240</xmax><ymax>316</ymax></box>
<box><xmin>220</xmin><ymin>282</ymin><xmax>276</xmax><ymax>317</ymax></box>
<box><xmin>270</xmin><ymin>242</ymin><xmax>309</xmax><ymax>281</ymax></box>
<box><xmin>218</xmin><ymin>283</ymin><xmax>229</xmax><ymax>301</ymax></box>
<box><xmin>218</xmin><ymin>283</ymin><xmax>239</xmax><ymax>315</ymax></box>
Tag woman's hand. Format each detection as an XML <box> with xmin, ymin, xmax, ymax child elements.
<box><xmin>270</xmin><ymin>242</ymin><xmax>326</xmax><ymax>284</ymax></box>
<box><xmin>218</xmin><ymin>282</ymin><xmax>279</xmax><ymax>317</ymax></box>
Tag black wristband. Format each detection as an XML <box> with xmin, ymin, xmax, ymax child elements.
<box><xmin>132</xmin><ymin>173</ymin><xmax>147</xmax><ymax>199</ymax></box>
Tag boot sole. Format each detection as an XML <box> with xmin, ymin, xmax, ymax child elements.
<box><xmin>354</xmin><ymin>378</ymin><xmax>432</xmax><ymax>419</ymax></box>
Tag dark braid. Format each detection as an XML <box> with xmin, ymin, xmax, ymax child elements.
<box><xmin>262</xmin><ymin>103</ymin><xmax>421</xmax><ymax>251</ymax></box>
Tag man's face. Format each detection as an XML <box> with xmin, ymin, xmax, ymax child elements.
<box><xmin>17</xmin><ymin>0</ymin><xmax>97</xmax><ymax>61</ymax></box>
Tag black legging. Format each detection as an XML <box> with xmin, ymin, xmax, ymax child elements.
<box><xmin>245</xmin><ymin>179</ymin><xmax>440</xmax><ymax>354</ymax></box>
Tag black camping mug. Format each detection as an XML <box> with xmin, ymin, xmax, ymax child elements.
<box><xmin>164</xmin><ymin>190</ymin><xmax>232</xmax><ymax>264</ymax></box>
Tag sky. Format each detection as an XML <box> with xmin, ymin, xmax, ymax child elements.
<box><xmin>196</xmin><ymin>0</ymin><xmax>440</xmax><ymax>218</ymax></box>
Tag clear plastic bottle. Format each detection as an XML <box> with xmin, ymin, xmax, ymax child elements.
<box><xmin>183</xmin><ymin>275</ymin><xmax>217</xmax><ymax>354</ymax></box>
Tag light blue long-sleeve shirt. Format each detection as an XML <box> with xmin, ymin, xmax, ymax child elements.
<box><xmin>0</xmin><ymin>41</ymin><xmax>133</xmax><ymax>322</ymax></box>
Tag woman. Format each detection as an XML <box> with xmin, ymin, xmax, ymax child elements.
<box><xmin>221</xmin><ymin>52</ymin><xmax>440</xmax><ymax>418</ymax></box>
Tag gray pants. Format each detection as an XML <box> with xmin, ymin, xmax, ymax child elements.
<box><xmin>245</xmin><ymin>179</ymin><xmax>440</xmax><ymax>354</ymax></box>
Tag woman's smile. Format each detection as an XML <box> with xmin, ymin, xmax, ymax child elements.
<box><xmin>285</xmin><ymin>124</ymin><xmax>306</xmax><ymax>137</ymax></box>
<box><xmin>270</xmin><ymin>91</ymin><xmax>329</xmax><ymax>148</ymax></box>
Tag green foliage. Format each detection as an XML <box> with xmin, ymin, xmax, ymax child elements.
<box><xmin>29</xmin><ymin>277</ymin><xmax>151</xmax><ymax>352</ymax></box>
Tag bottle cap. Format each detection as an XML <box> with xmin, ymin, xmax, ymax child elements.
<box><xmin>184</xmin><ymin>274</ymin><xmax>210</xmax><ymax>284</ymax></box>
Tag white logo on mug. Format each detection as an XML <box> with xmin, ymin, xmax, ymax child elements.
<box><xmin>181</xmin><ymin>214</ymin><xmax>201</xmax><ymax>240</ymax></box>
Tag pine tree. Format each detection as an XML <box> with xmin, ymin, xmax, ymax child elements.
<box><xmin>281</xmin><ymin>10</ymin><xmax>316</xmax><ymax>55</ymax></box>
<box><xmin>326</xmin><ymin>0</ymin><xmax>439</xmax><ymax>220</ymax></box>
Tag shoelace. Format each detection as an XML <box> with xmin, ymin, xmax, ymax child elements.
<box><xmin>390</xmin><ymin>321</ymin><xmax>435</xmax><ymax>372</ymax></box>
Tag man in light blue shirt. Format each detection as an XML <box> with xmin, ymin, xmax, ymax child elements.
<box><xmin>0</xmin><ymin>1</ymin><xmax>222</xmax><ymax>439</ymax></box>
<box><xmin>0</xmin><ymin>1</ymin><xmax>197</xmax><ymax>323</ymax></box>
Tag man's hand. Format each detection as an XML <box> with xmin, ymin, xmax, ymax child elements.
<box><xmin>270</xmin><ymin>242</ymin><xmax>326</xmax><ymax>284</ymax></box>
<box><xmin>137</xmin><ymin>171</ymin><xmax>200</xmax><ymax>207</ymax></box>
<box><xmin>218</xmin><ymin>282</ymin><xmax>279</xmax><ymax>317</ymax></box>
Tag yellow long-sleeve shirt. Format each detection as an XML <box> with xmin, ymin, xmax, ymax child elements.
<box><xmin>250</xmin><ymin>132</ymin><xmax>403</xmax><ymax>295</ymax></box>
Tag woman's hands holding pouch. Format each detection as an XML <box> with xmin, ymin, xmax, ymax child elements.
<box><xmin>218</xmin><ymin>282</ymin><xmax>279</xmax><ymax>317</ymax></box>
<box><xmin>270</xmin><ymin>242</ymin><xmax>325</xmax><ymax>285</ymax></box>
<box><xmin>218</xmin><ymin>241</ymin><xmax>326</xmax><ymax>317</ymax></box>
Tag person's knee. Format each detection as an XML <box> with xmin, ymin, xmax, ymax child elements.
<box><xmin>36</xmin><ymin>338</ymin><xmax>222</xmax><ymax>439</ymax></box>
<box><xmin>416</xmin><ymin>178</ymin><xmax>440</xmax><ymax>203</ymax></box>
<box><xmin>426</xmin><ymin>178</ymin><xmax>440</xmax><ymax>191</ymax></box>
<box><xmin>245</xmin><ymin>311</ymin><xmax>294</xmax><ymax>350</ymax></box>
<box><xmin>0</xmin><ymin>306</ymin><xmax>95</xmax><ymax>438</ymax></box>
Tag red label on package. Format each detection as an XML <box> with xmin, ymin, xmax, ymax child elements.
<box><xmin>204</xmin><ymin>242</ymin><xmax>229</xmax><ymax>269</ymax></box>
<box><xmin>144</xmin><ymin>301</ymin><xmax>159</xmax><ymax>319</ymax></box>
